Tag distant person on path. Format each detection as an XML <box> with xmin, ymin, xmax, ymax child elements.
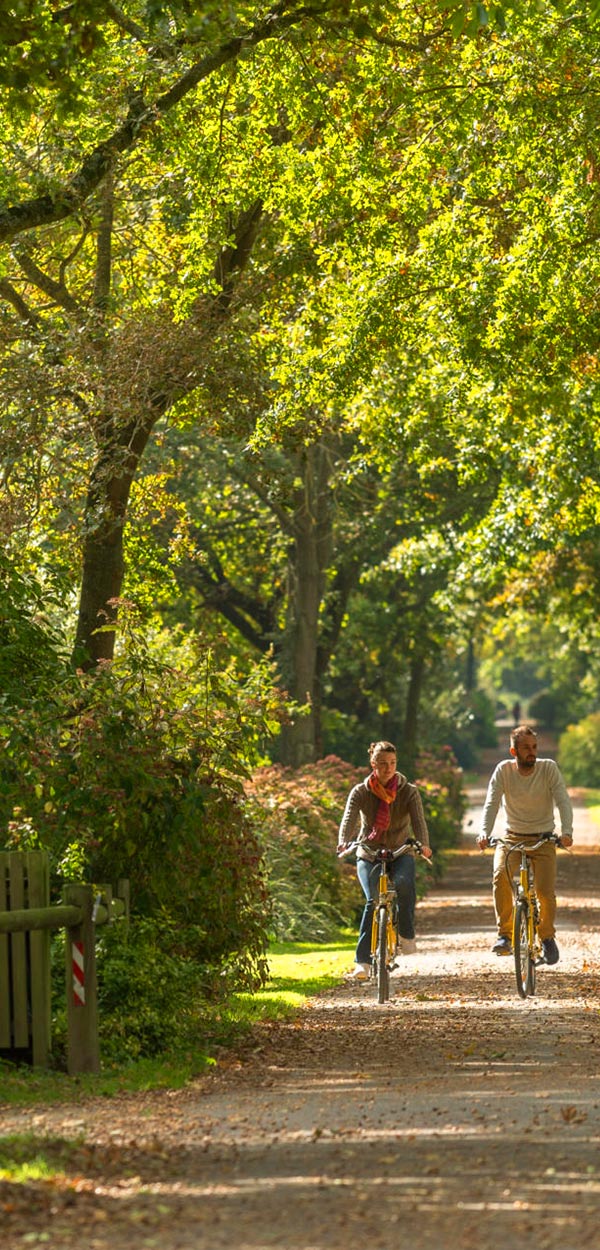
<box><xmin>511</xmin><ymin>700</ymin><xmax>521</xmax><ymax>726</ymax></box>
<box><xmin>477</xmin><ymin>724</ymin><xmax>573</xmax><ymax>964</ymax></box>
<box><xmin>337</xmin><ymin>740</ymin><xmax>432</xmax><ymax>981</ymax></box>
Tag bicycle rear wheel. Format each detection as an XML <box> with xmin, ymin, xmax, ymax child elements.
<box><xmin>513</xmin><ymin>900</ymin><xmax>534</xmax><ymax>999</ymax></box>
<box><xmin>377</xmin><ymin>906</ymin><xmax>389</xmax><ymax>1003</ymax></box>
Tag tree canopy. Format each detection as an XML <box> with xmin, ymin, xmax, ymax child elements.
<box><xmin>2</xmin><ymin>0</ymin><xmax>600</xmax><ymax>768</ymax></box>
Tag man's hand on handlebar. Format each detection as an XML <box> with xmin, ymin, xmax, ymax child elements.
<box><xmin>477</xmin><ymin>831</ymin><xmax>572</xmax><ymax>852</ymax></box>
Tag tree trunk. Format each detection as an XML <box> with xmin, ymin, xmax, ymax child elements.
<box><xmin>73</xmin><ymin>419</ymin><xmax>153</xmax><ymax>666</ymax></box>
<box><xmin>279</xmin><ymin>444</ymin><xmax>332</xmax><ymax>766</ymax></box>
<box><xmin>72</xmin><ymin>198</ymin><xmax>263</xmax><ymax>668</ymax></box>
<box><xmin>401</xmin><ymin>651</ymin><xmax>426</xmax><ymax>771</ymax></box>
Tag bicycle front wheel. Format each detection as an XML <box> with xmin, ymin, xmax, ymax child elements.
<box><xmin>513</xmin><ymin>900</ymin><xmax>534</xmax><ymax>999</ymax></box>
<box><xmin>377</xmin><ymin>906</ymin><xmax>389</xmax><ymax>1003</ymax></box>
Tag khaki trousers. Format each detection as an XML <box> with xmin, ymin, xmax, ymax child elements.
<box><xmin>493</xmin><ymin>834</ymin><xmax>557</xmax><ymax>941</ymax></box>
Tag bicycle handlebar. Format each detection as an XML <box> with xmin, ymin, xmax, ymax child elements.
<box><xmin>486</xmin><ymin>832</ymin><xmax>564</xmax><ymax>853</ymax></box>
<box><xmin>337</xmin><ymin>837</ymin><xmax>432</xmax><ymax>865</ymax></box>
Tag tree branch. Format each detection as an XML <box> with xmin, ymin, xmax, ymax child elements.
<box><xmin>226</xmin><ymin>457</ymin><xmax>296</xmax><ymax>536</ymax></box>
<box><xmin>13</xmin><ymin>249</ymin><xmax>82</xmax><ymax>319</ymax></box>
<box><xmin>0</xmin><ymin>2</ymin><xmax>333</xmax><ymax>244</ymax></box>
<box><xmin>92</xmin><ymin>170</ymin><xmax>114</xmax><ymax>317</ymax></box>
<box><xmin>105</xmin><ymin>2</ymin><xmax>152</xmax><ymax>48</ymax></box>
<box><xmin>212</xmin><ymin>201</ymin><xmax>264</xmax><ymax>314</ymax></box>
<box><xmin>0</xmin><ymin>277</ymin><xmax>40</xmax><ymax>326</ymax></box>
<box><xmin>185</xmin><ymin>549</ymin><xmax>278</xmax><ymax>652</ymax></box>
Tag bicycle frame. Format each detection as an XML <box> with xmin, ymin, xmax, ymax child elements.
<box><xmin>338</xmin><ymin>837</ymin><xmax>431</xmax><ymax>1003</ymax></box>
<box><xmin>491</xmin><ymin>833</ymin><xmax>560</xmax><ymax>999</ymax></box>
<box><xmin>370</xmin><ymin>849</ymin><xmax>399</xmax><ymax>1004</ymax></box>
<box><xmin>513</xmin><ymin>846</ymin><xmax>541</xmax><ymax>997</ymax></box>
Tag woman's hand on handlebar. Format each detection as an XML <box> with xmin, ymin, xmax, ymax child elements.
<box><xmin>337</xmin><ymin>840</ymin><xmax>359</xmax><ymax>858</ymax></box>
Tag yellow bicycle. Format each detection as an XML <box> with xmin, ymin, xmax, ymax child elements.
<box><xmin>492</xmin><ymin>833</ymin><xmax>562</xmax><ymax>999</ymax></box>
<box><xmin>339</xmin><ymin>838</ymin><xmax>431</xmax><ymax>1003</ymax></box>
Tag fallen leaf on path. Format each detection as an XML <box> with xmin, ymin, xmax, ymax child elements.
<box><xmin>560</xmin><ymin>1105</ymin><xmax>587</xmax><ymax>1123</ymax></box>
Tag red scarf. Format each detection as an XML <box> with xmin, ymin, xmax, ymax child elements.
<box><xmin>367</xmin><ymin>772</ymin><xmax>398</xmax><ymax>841</ymax></box>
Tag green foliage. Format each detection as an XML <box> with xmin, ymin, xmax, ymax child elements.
<box><xmin>244</xmin><ymin>756</ymin><xmax>363</xmax><ymax>940</ymax></box>
<box><xmin>0</xmin><ymin>555</ymin><xmax>70</xmax><ymax>707</ymax></box>
<box><xmin>95</xmin><ymin>920</ymin><xmax>204</xmax><ymax>1061</ymax></box>
<box><xmin>558</xmin><ymin>713</ymin><xmax>600</xmax><ymax>789</ymax></box>
<box><xmin>3</xmin><ymin>0</ymin><xmax>600</xmax><ymax>774</ymax></box>
<box><xmin>442</xmin><ymin>689</ymin><xmax>499</xmax><ymax>769</ymax></box>
<box><xmin>47</xmin><ymin>922</ymin><xmax>356</xmax><ymax>1070</ymax></box>
<box><xmin>51</xmin><ymin>919</ymin><xmax>226</xmax><ymax>1065</ymax></box>
<box><xmin>244</xmin><ymin>749</ymin><xmax>466</xmax><ymax>939</ymax></box>
<box><xmin>3</xmin><ymin>0</ymin><xmax>600</xmax><ymax>1056</ymax></box>
<box><xmin>414</xmin><ymin>746</ymin><xmax>467</xmax><ymax>875</ymax></box>
<box><xmin>527</xmin><ymin>687</ymin><xmax>559</xmax><ymax>730</ymax></box>
<box><xmin>2</xmin><ymin>630</ymin><xmax>288</xmax><ymax>983</ymax></box>
<box><xmin>2</xmin><ymin>934</ymin><xmax>355</xmax><ymax>1095</ymax></box>
<box><xmin>478</xmin><ymin>585</ymin><xmax>600</xmax><ymax>737</ymax></box>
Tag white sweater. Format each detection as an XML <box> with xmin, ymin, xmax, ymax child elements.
<box><xmin>481</xmin><ymin>758</ymin><xmax>573</xmax><ymax>840</ymax></box>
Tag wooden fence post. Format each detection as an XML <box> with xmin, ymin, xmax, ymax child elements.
<box><xmin>5</xmin><ymin>853</ymin><xmax>28</xmax><ymax>1049</ymax></box>
<box><xmin>0</xmin><ymin>853</ymin><xmax>11</xmax><ymax>1052</ymax></box>
<box><xmin>0</xmin><ymin>850</ymin><xmax>51</xmax><ymax>1065</ymax></box>
<box><xmin>63</xmin><ymin>883</ymin><xmax>100</xmax><ymax>1075</ymax></box>
<box><xmin>26</xmin><ymin>851</ymin><xmax>51</xmax><ymax>1068</ymax></box>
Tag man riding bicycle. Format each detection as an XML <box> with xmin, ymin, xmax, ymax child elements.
<box><xmin>477</xmin><ymin>724</ymin><xmax>573</xmax><ymax>964</ymax></box>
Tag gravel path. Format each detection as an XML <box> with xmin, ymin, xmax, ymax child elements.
<box><xmin>2</xmin><ymin>751</ymin><xmax>600</xmax><ymax>1250</ymax></box>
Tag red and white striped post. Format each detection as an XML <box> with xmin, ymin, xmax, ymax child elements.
<box><xmin>63</xmin><ymin>884</ymin><xmax>99</xmax><ymax>1075</ymax></box>
<box><xmin>71</xmin><ymin>940</ymin><xmax>85</xmax><ymax>1005</ymax></box>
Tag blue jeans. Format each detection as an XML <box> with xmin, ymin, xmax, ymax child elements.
<box><xmin>355</xmin><ymin>854</ymin><xmax>416</xmax><ymax>965</ymax></box>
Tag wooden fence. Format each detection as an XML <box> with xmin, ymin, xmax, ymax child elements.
<box><xmin>0</xmin><ymin>850</ymin><xmax>129</xmax><ymax>1075</ymax></box>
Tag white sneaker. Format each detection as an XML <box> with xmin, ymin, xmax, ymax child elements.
<box><xmin>397</xmin><ymin>937</ymin><xmax>417</xmax><ymax>955</ymax></box>
<box><xmin>344</xmin><ymin>963</ymin><xmax>370</xmax><ymax>981</ymax></box>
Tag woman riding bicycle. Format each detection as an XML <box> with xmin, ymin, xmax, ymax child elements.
<box><xmin>337</xmin><ymin>740</ymin><xmax>433</xmax><ymax>981</ymax></box>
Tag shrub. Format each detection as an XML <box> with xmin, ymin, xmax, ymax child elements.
<box><xmin>2</xmin><ymin>641</ymin><xmax>286</xmax><ymax>989</ymax></box>
<box><xmin>528</xmin><ymin>688</ymin><xmax>558</xmax><ymax>729</ymax></box>
<box><xmin>50</xmin><ymin>919</ymin><xmax>225</xmax><ymax>1065</ymax></box>
<box><xmin>244</xmin><ymin>748</ymin><xmax>466</xmax><ymax>940</ymax></box>
<box><xmin>244</xmin><ymin>756</ymin><xmax>363</xmax><ymax>940</ymax></box>
<box><xmin>558</xmin><ymin>713</ymin><xmax>600</xmax><ymax>787</ymax></box>
<box><xmin>414</xmin><ymin>745</ymin><xmax>466</xmax><ymax>876</ymax></box>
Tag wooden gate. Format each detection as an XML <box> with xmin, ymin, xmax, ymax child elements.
<box><xmin>0</xmin><ymin>850</ymin><xmax>51</xmax><ymax>1067</ymax></box>
<box><xmin>0</xmin><ymin>852</ymin><xmax>130</xmax><ymax>1073</ymax></box>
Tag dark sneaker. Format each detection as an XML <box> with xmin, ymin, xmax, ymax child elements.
<box><xmin>492</xmin><ymin>936</ymin><xmax>512</xmax><ymax>955</ymax></box>
<box><xmin>542</xmin><ymin>938</ymin><xmax>559</xmax><ymax>965</ymax></box>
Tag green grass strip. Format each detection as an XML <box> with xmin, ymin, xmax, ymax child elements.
<box><xmin>0</xmin><ymin>933</ymin><xmax>355</xmax><ymax>1108</ymax></box>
